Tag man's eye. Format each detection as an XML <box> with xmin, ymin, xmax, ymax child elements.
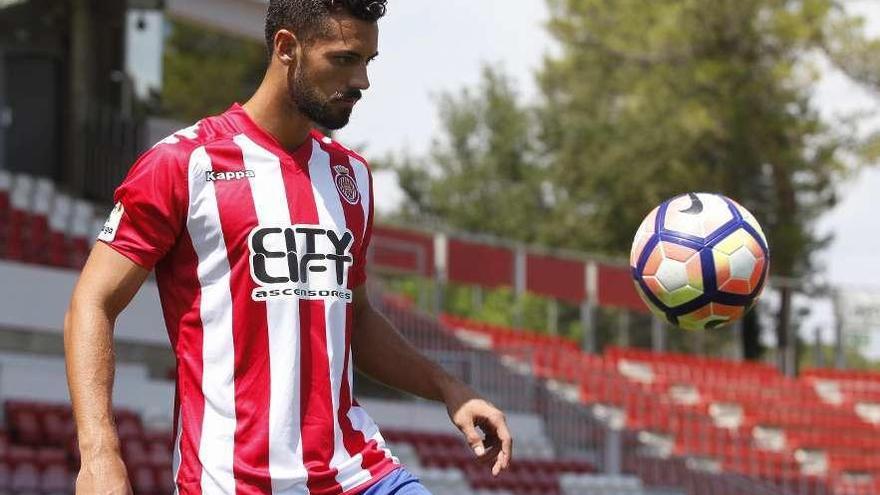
<box><xmin>334</xmin><ymin>56</ymin><xmax>356</xmax><ymax>64</ymax></box>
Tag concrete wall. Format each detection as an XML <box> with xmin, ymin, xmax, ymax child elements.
<box><xmin>0</xmin><ymin>260</ymin><xmax>168</xmax><ymax>345</ymax></box>
<box><xmin>167</xmin><ymin>0</ymin><xmax>266</xmax><ymax>41</ymax></box>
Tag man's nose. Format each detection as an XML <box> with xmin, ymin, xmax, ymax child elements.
<box><xmin>350</xmin><ymin>64</ymin><xmax>370</xmax><ymax>91</ymax></box>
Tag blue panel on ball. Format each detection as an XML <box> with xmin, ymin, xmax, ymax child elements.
<box><xmin>655</xmin><ymin>232</ymin><xmax>705</xmax><ymax>251</ymax></box>
<box><xmin>635</xmin><ymin>233</ymin><xmax>661</xmax><ymax>275</ymax></box>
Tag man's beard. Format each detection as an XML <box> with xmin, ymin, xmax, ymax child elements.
<box><xmin>290</xmin><ymin>64</ymin><xmax>360</xmax><ymax>131</ymax></box>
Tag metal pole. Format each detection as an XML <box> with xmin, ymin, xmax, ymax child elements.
<box><xmin>580</xmin><ymin>300</ymin><xmax>596</xmax><ymax>354</ymax></box>
<box><xmin>833</xmin><ymin>290</ymin><xmax>845</xmax><ymax>369</ymax></box>
<box><xmin>731</xmin><ymin>319</ymin><xmax>744</xmax><ymax>361</ymax></box>
<box><xmin>814</xmin><ymin>326</ymin><xmax>824</xmax><ymax>368</ymax></box>
<box><xmin>604</xmin><ymin>427</ymin><xmax>622</xmax><ymax>475</ymax></box>
<box><xmin>0</xmin><ymin>50</ymin><xmax>6</xmax><ymax>171</ymax></box>
<box><xmin>472</xmin><ymin>285</ymin><xmax>483</xmax><ymax>313</ymax></box>
<box><xmin>582</xmin><ymin>261</ymin><xmax>599</xmax><ymax>353</ymax></box>
<box><xmin>547</xmin><ymin>299</ymin><xmax>559</xmax><ymax>336</ymax></box>
<box><xmin>513</xmin><ymin>248</ymin><xmax>527</xmax><ymax>328</ymax></box>
<box><xmin>618</xmin><ymin>310</ymin><xmax>631</xmax><ymax>347</ymax></box>
<box><xmin>651</xmin><ymin>317</ymin><xmax>666</xmax><ymax>353</ymax></box>
<box><xmin>70</xmin><ymin>0</ymin><xmax>95</xmax><ymax>193</ymax></box>
<box><xmin>433</xmin><ymin>233</ymin><xmax>447</xmax><ymax>315</ymax></box>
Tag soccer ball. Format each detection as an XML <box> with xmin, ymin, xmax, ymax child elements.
<box><xmin>630</xmin><ymin>193</ymin><xmax>769</xmax><ymax>330</ymax></box>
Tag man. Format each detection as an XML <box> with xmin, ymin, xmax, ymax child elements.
<box><xmin>64</xmin><ymin>1</ymin><xmax>513</xmax><ymax>494</ymax></box>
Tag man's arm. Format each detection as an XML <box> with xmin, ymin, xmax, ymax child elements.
<box><xmin>64</xmin><ymin>243</ymin><xmax>151</xmax><ymax>495</ymax></box>
<box><xmin>351</xmin><ymin>287</ymin><xmax>512</xmax><ymax>476</ymax></box>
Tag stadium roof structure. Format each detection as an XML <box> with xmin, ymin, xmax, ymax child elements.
<box><xmin>166</xmin><ymin>0</ymin><xmax>267</xmax><ymax>41</ymax></box>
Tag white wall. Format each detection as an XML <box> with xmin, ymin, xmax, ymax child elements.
<box><xmin>0</xmin><ymin>352</ymin><xmax>175</xmax><ymax>426</ymax></box>
<box><xmin>0</xmin><ymin>260</ymin><xmax>168</xmax><ymax>345</ymax></box>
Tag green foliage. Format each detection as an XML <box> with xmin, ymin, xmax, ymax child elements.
<box><xmin>160</xmin><ymin>19</ymin><xmax>267</xmax><ymax>123</ymax></box>
<box><xmin>537</xmin><ymin>0</ymin><xmax>854</xmax><ymax>278</ymax></box>
<box><xmin>383</xmin><ymin>0</ymin><xmax>880</xmax><ymax>358</ymax></box>
<box><xmin>387</xmin><ymin>68</ymin><xmax>550</xmax><ymax>243</ymax></box>
<box><xmin>388</xmin><ymin>0</ymin><xmax>880</xmax><ymax>280</ymax></box>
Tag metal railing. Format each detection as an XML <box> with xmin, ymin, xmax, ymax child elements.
<box><xmin>373</xmin><ymin>287</ymin><xmax>859</xmax><ymax>495</ymax></box>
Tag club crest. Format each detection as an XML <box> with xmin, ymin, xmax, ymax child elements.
<box><xmin>333</xmin><ymin>165</ymin><xmax>360</xmax><ymax>205</ymax></box>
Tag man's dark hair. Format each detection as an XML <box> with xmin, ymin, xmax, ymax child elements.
<box><xmin>265</xmin><ymin>0</ymin><xmax>387</xmax><ymax>55</ymax></box>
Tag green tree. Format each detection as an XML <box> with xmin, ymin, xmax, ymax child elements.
<box><xmin>388</xmin><ymin>68</ymin><xmax>549</xmax><ymax>243</ymax></box>
<box><xmin>160</xmin><ymin>19</ymin><xmax>267</xmax><ymax>123</ymax></box>
<box><xmin>388</xmin><ymin>0</ymin><xmax>880</xmax><ymax>361</ymax></box>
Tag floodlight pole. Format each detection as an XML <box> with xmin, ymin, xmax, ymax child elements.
<box><xmin>833</xmin><ymin>289</ymin><xmax>845</xmax><ymax>369</ymax></box>
<box><xmin>433</xmin><ymin>234</ymin><xmax>448</xmax><ymax>316</ymax></box>
<box><xmin>581</xmin><ymin>262</ymin><xmax>599</xmax><ymax>353</ymax></box>
<box><xmin>651</xmin><ymin>317</ymin><xmax>666</xmax><ymax>353</ymax></box>
<box><xmin>513</xmin><ymin>248</ymin><xmax>526</xmax><ymax>329</ymax></box>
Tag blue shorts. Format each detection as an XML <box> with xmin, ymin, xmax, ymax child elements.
<box><xmin>362</xmin><ymin>467</ymin><xmax>432</xmax><ymax>495</ymax></box>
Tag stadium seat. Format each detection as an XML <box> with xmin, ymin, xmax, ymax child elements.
<box><xmin>131</xmin><ymin>464</ymin><xmax>158</xmax><ymax>494</ymax></box>
<box><xmin>39</xmin><ymin>461</ymin><xmax>72</xmax><ymax>494</ymax></box>
<box><xmin>10</xmin><ymin>461</ymin><xmax>40</xmax><ymax>493</ymax></box>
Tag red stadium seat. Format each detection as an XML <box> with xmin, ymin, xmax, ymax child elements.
<box><xmin>131</xmin><ymin>464</ymin><xmax>158</xmax><ymax>494</ymax></box>
<box><xmin>0</xmin><ymin>462</ymin><xmax>9</xmax><ymax>491</ymax></box>
<box><xmin>156</xmin><ymin>466</ymin><xmax>175</xmax><ymax>492</ymax></box>
<box><xmin>41</xmin><ymin>408</ymin><xmax>74</xmax><ymax>447</ymax></box>
<box><xmin>116</xmin><ymin>411</ymin><xmax>144</xmax><ymax>441</ymax></box>
<box><xmin>39</xmin><ymin>461</ymin><xmax>72</xmax><ymax>493</ymax></box>
<box><xmin>10</xmin><ymin>461</ymin><xmax>40</xmax><ymax>492</ymax></box>
<box><xmin>122</xmin><ymin>440</ymin><xmax>150</xmax><ymax>466</ymax></box>
<box><xmin>147</xmin><ymin>439</ymin><xmax>172</xmax><ymax>468</ymax></box>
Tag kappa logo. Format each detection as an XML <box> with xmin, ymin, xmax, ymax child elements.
<box><xmin>206</xmin><ymin>170</ymin><xmax>256</xmax><ymax>182</ymax></box>
<box><xmin>333</xmin><ymin>165</ymin><xmax>360</xmax><ymax>205</ymax></box>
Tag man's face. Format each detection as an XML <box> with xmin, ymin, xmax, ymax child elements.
<box><xmin>288</xmin><ymin>13</ymin><xmax>379</xmax><ymax>130</ymax></box>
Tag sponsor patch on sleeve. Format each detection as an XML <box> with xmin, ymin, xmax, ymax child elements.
<box><xmin>98</xmin><ymin>202</ymin><xmax>125</xmax><ymax>242</ymax></box>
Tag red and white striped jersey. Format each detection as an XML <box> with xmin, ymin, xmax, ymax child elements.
<box><xmin>99</xmin><ymin>104</ymin><xmax>399</xmax><ymax>494</ymax></box>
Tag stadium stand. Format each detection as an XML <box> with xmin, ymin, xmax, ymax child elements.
<box><xmin>435</xmin><ymin>312</ymin><xmax>880</xmax><ymax>495</ymax></box>
<box><xmin>3</xmin><ymin>171</ymin><xmax>880</xmax><ymax>494</ymax></box>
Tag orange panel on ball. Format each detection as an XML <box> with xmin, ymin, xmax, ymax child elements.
<box><xmin>643</xmin><ymin>246</ymin><xmax>664</xmax><ymax>276</ymax></box>
<box><xmin>643</xmin><ymin>276</ymin><xmax>666</xmax><ymax>299</ymax></box>
<box><xmin>720</xmin><ymin>278</ymin><xmax>751</xmax><ymax>295</ymax></box>
<box><xmin>749</xmin><ymin>257</ymin><xmax>766</xmax><ymax>288</ymax></box>
<box><xmin>746</xmin><ymin>235</ymin><xmax>765</xmax><ymax>261</ymax></box>
<box><xmin>714</xmin><ymin>255</ymin><xmax>731</xmax><ymax>286</ymax></box>
<box><xmin>662</xmin><ymin>242</ymin><xmax>697</xmax><ymax>263</ymax></box>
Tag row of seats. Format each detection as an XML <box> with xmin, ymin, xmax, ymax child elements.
<box><xmin>0</xmin><ymin>171</ymin><xmax>104</xmax><ymax>269</ymax></box>
<box><xmin>4</xmin><ymin>401</ymin><xmax>149</xmax><ymax>449</ymax></box>
<box><xmin>385</xmin><ymin>435</ymin><xmax>648</xmax><ymax>495</ymax></box>
<box><xmin>383</xmin><ymin>428</ymin><xmax>594</xmax><ymax>494</ymax></box>
<box><xmin>440</xmin><ymin>314</ymin><xmax>880</xmax><ymax>494</ymax></box>
<box><xmin>0</xmin><ymin>401</ymin><xmax>175</xmax><ymax>494</ymax></box>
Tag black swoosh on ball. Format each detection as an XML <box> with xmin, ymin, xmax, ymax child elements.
<box><xmin>679</xmin><ymin>193</ymin><xmax>704</xmax><ymax>215</ymax></box>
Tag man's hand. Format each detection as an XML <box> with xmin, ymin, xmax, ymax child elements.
<box><xmin>76</xmin><ymin>451</ymin><xmax>133</xmax><ymax>495</ymax></box>
<box><xmin>443</xmin><ymin>382</ymin><xmax>513</xmax><ymax>476</ymax></box>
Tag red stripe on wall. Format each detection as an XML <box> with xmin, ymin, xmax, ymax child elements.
<box><xmin>447</xmin><ymin>239</ymin><xmax>514</xmax><ymax>288</ymax></box>
<box><xmin>526</xmin><ymin>254</ymin><xmax>586</xmax><ymax>304</ymax></box>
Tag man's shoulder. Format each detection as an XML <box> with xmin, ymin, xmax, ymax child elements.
<box><xmin>311</xmin><ymin>130</ymin><xmax>372</xmax><ymax>171</ymax></box>
<box><xmin>138</xmin><ymin>114</ymin><xmax>239</xmax><ymax>170</ymax></box>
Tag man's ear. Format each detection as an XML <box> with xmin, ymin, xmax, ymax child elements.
<box><xmin>273</xmin><ymin>29</ymin><xmax>300</xmax><ymax>67</ymax></box>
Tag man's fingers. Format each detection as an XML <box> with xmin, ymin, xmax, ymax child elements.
<box><xmin>486</xmin><ymin>413</ymin><xmax>513</xmax><ymax>476</ymax></box>
<box><xmin>492</xmin><ymin>449</ymin><xmax>510</xmax><ymax>476</ymax></box>
<box><xmin>459</xmin><ymin>423</ymin><xmax>486</xmax><ymax>456</ymax></box>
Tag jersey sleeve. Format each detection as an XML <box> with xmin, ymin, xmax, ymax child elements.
<box><xmin>348</xmin><ymin>162</ymin><xmax>374</xmax><ymax>289</ymax></box>
<box><xmin>97</xmin><ymin>145</ymin><xmax>189</xmax><ymax>270</ymax></box>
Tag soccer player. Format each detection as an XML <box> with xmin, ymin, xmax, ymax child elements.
<box><xmin>63</xmin><ymin>1</ymin><xmax>513</xmax><ymax>493</ymax></box>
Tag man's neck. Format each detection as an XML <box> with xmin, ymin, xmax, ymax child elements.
<box><xmin>242</xmin><ymin>78</ymin><xmax>313</xmax><ymax>152</ymax></box>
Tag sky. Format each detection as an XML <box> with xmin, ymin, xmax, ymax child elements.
<box><xmin>336</xmin><ymin>0</ymin><xmax>554</xmax><ymax>214</ymax></box>
<box><xmin>333</xmin><ymin>0</ymin><xmax>880</xmax><ymax>352</ymax></box>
